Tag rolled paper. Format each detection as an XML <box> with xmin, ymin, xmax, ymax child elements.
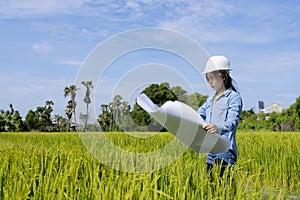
<box><xmin>137</xmin><ymin>93</ymin><xmax>230</xmax><ymax>153</ymax></box>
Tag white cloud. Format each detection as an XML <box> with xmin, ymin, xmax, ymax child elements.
<box><xmin>0</xmin><ymin>0</ymin><xmax>87</xmax><ymax>19</ymax></box>
<box><xmin>126</xmin><ymin>0</ymin><xmax>140</xmax><ymax>10</ymax></box>
<box><xmin>158</xmin><ymin>1</ymin><xmax>300</xmax><ymax>44</ymax></box>
<box><xmin>32</xmin><ymin>41</ymin><xmax>53</xmax><ymax>53</ymax></box>
<box><xmin>5</xmin><ymin>0</ymin><xmax>295</xmax><ymax>45</ymax></box>
<box><xmin>58</xmin><ymin>58</ymin><xmax>82</xmax><ymax>66</ymax></box>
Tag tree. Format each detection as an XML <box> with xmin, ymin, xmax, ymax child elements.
<box><xmin>130</xmin><ymin>82</ymin><xmax>177</xmax><ymax>132</ymax></box>
<box><xmin>172</xmin><ymin>86</ymin><xmax>188</xmax><ymax>103</ymax></box>
<box><xmin>97</xmin><ymin>95</ymin><xmax>132</xmax><ymax>132</ymax></box>
<box><xmin>43</xmin><ymin>100</ymin><xmax>54</xmax><ymax>130</ymax></box>
<box><xmin>81</xmin><ymin>81</ymin><xmax>93</xmax><ymax>132</ymax></box>
<box><xmin>0</xmin><ymin>104</ymin><xmax>24</xmax><ymax>132</ymax></box>
<box><xmin>167</xmin><ymin>85</ymin><xmax>208</xmax><ymax>110</ymax></box>
<box><xmin>64</xmin><ymin>85</ymin><xmax>78</xmax><ymax>131</ymax></box>
<box><xmin>65</xmin><ymin>100</ymin><xmax>73</xmax><ymax>131</ymax></box>
<box><xmin>186</xmin><ymin>92</ymin><xmax>208</xmax><ymax>110</ymax></box>
<box><xmin>24</xmin><ymin>101</ymin><xmax>54</xmax><ymax>132</ymax></box>
<box><xmin>240</xmin><ymin>109</ymin><xmax>255</xmax><ymax>121</ymax></box>
<box><xmin>24</xmin><ymin>110</ymin><xmax>40</xmax><ymax>131</ymax></box>
<box><xmin>129</xmin><ymin>83</ymin><xmax>208</xmax><ymax>132</ymax></box>
<box><xmin>116</xmin><ymin>100</ymin><xmax>133</xmax><ymax>132</ymax></box>
<box><xmin>97</xmin><ymin>104</ymin><xmax>112</xmax><ymax>131</ymax></box>
<box><xmin>53</xmin><ymin>114</ymin><xmax>62</xmax><ymax>132</ymax></box>
<box><xmin>109</xmin><ymin>95</ymin><xmax>122</xmax><ymax>131</ymax></box>
<box><xmin>276</xmin><ymin>96</ymin><xmax>300</xmax><ymax>131</ymax></box>
<box><xmin>238</xmin><ymin>96</ymin><xmax>300</xmax><ymax>131</ymax></box>
<box><xmin>53</xmin><ymin>114</ymin><xmax>69</xmax><ymax>132</ymax></box>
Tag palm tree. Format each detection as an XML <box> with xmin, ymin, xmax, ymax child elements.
<box><xmin>109</xmin><ymin>95</ymin><xmax>122</xmax><ymax>131</ymax></box>
<box><xmin>81</xmin><ymin>81</ymin><xmax>93</xmax><ymax>132</ymax></box>
<box><xmin>54</xmin><ymin>114</ymin><xmax>62</xmax><ymax>132</ymax></box>
<box><xmin>98</xmin><ymin>104</ymin><xmax>108</xmax><ymax>131</ymax></box>
<box><xmin>65</xmin><ymin>100</ymin><xmax>73</xmax><ymax>131</ymax></box>
<box><xmin>120</xmin><ymin>101</ymin><xmax>130</xmax><ymax>116</ymax></box>
<box><xmin>44</xmin><ymin>100</ymin><xmax>54</xmax><ymax>131</ymax></box>
<box><xmin>64</xmin><ymin>85</ymin><xmax>78</xmax><ymax>131</ymax></box>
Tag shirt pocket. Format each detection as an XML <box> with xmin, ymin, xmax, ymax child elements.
<box><xmin>213</xmin><ymin>104</ymin><xmax>227</xmax><ymax>122</ymax></box>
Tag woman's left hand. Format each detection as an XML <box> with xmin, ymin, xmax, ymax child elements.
<box><xmin>203</xmin><ymin>124</ymin><xmax>218</xmax><ymax>134</ymax></box>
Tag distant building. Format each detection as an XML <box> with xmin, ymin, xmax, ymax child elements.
<box><xmin>258</xmin><ymin>100</ymin><xmax>264</xmax><ymax>110</ymax></box>
<box><xmin>261</xmin><ymin>103</ymin><xmax>283</xmax><ymax>114</ymax></box>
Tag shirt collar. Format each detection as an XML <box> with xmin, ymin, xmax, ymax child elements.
<box><xmin>209</xmin><ymin>87</ymin><xmax>233</xmax><ymax>102</ymax></box>
<box><xmin>224</xmin><ymin>87</ymin><xmax>233</xmax><ymax>97</ymax></box>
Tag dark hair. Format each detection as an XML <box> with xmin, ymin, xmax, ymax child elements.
<box><xmin>206</xmin><ymin>70</ymin><xmax>237</xmax><ymax>92</ymax></box>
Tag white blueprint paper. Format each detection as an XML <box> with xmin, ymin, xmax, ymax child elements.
<box><xmin>137</xmin><ymin>94</ymin><xmax>230</xmax><ymax>154</ymax></box>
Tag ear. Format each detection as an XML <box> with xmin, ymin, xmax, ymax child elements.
<box><xmin>220</xmin><ymin>73</ymin><xmax>226</xmax><ymax>81</ymax></box>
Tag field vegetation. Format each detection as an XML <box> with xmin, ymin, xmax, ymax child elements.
<box><xmin>0</xmin><ymin>131</ymin><xmax>299</xmax><ymax>199</ymax></box>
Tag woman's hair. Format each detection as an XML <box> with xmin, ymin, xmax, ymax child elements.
<box><xmin>206</xmin><ymin>70</ymin><xmax>237</xmax><ymax>92</ymax></box>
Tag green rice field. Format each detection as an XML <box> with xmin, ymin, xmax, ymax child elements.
<box><xmin>0</xmin><ymin>131</ymin><xmax>299</xmax><ymax>199</ymax></box>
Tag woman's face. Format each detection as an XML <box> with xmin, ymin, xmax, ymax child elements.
<box><xmin>206</xmin><ymin>72</ymin><xmax>225</xmax><ymax>91</ymax></box>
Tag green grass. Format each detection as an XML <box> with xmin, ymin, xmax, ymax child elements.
<box><xmin>0</xmin><ymin>131</ymin><xmax>299</xmax><ymax>199</ymax></box>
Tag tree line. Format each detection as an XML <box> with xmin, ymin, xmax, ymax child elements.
<box><xmin>97</xmin><ymin>82</ymin><xmax>208</xmax><ymax>132</ymax></box>
<box><xmin>239</xmin><ymin>96</ymin><xmax>300</xmax><ymax>131</ymax></box>
<box><xmin>0</xmin><ymin>81</ymin><xmax>93</xmax><ymax>132</ymax></box>
<box><xmin>1</xmin><ymin>81</ymin><xmax>299</xmax><ymax>132</ymax></box>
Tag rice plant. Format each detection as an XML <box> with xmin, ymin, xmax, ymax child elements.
<box><xmin>0</xmin><ymin>132</ymin><xmax>299</xmax><ymax>199</ymax></box>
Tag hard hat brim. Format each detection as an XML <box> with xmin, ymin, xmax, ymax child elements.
<box><xmin>202</xmin><ymin>68</ymin><xmax>232</xmax><ymax>74</ymax></box>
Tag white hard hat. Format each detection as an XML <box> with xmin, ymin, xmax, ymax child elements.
<box><xmin>203</xmin><ymin>55</ymin><xmax>231</xmax><ymax>73</ymax></box>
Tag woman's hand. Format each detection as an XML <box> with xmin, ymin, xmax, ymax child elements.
<box><xmin>203</xmin><ymin>124</ymin><xmax>218</xmax><ymax>134</ymax></box>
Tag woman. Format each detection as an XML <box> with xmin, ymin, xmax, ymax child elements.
<box><xmin>198</xmin><ymin>55</ymin><xmax>243</xmax><ymax>179</ymax></box>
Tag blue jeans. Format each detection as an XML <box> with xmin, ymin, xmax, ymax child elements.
<box><xmin>206</xmin><ymin>158</ymin><xmax>231</xmax><ymax>181</ymax></box>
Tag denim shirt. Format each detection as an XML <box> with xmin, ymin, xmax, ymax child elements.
<box><xmin>198</xmin><ymin>87</ymin><xmax>243</xmax><ymax>165</ymax></box>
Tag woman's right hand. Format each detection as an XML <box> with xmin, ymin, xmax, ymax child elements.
<box><xmin>203</xmin><ymin>124</ymin><xmax>218</xmax><ymax>134</ymax></box>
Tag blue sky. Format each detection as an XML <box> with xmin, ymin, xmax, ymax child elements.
<box><xmin>0</xmin><ymin>0</ymin><xmax>299</xmax><ymax>119</ymax></box>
